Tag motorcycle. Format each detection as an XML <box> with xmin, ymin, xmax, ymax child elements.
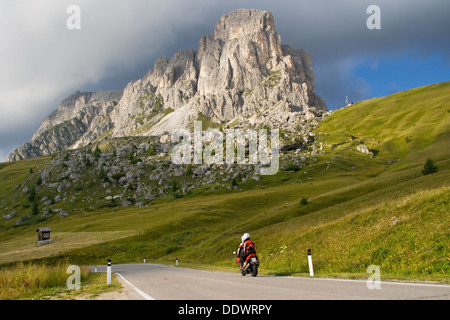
<box><xmin>234</xmin><ymin>251</ymin><xmax>259</xmax><ymax>277</ymax></box>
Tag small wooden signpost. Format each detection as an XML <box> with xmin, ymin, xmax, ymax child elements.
<box><xmin>36</xmin><ymin>227</ymin><xmax>53</xmax><ymax>246</ymax></box>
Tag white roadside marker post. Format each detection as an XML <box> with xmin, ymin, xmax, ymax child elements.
<box><xmin>107</xmin><ymin>259</ymin><xmax>112</xmax><ymax>285</ymax></box>
<box><xmin>307</xmin><ymin>249</ymin><xmax>314</xmax><ymax>277</ymax></box>
<box><xmin>176</xmin><ymin>258</ymin><xmax>179</xmax><ymax>266</ymax></box>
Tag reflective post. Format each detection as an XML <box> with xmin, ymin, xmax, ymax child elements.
<box><xmin>107</xmin><ymin>259</ymin><xmax>112</xmax><ymax>285</ymax></box>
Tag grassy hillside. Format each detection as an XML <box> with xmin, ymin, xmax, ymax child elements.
<box><xmin>0</xmin><ymin>81</ymin><xmax>449</xmax><ymax>283</ymax></box>
<box><xmin>317</xmin><ymin>81</ymin><xmax>450</xmax><ymax>162</ymax></box>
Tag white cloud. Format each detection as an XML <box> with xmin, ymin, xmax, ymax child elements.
<box><xmin>0</xmin><ymin>0</ymin><xmax>217</xmax><ymax>159</ymax></box>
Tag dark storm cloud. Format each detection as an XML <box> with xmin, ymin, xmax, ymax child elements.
<box><xmin>1</xmin><ymin>0</ymin><xmax>449</xmax><ymax>160</ymax></box>
<box><xmin>0</xmin><ymin>0</ymin><xmax>217</xmax><ymax>160</ymax></box>
<box><xmin>247</xmin><ymin>0</ymin><xmax>450</xmax><ymax>107</ymax></box>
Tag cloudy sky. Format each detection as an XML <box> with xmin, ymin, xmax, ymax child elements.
<box><xmin>1</xmin><ymin>0</ymin><xmax>449</xmax><ymax>161</ymax></box>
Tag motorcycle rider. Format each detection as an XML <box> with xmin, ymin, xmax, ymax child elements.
<box><xmin>237</xmin><ymin>233</ymin><xmax>257</xmax><ymax>268</ymax></box>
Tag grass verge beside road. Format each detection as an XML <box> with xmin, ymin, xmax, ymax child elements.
<box><xmin>0</xmin><ymin>262</ymin><xmax>121</xmax><ymax>300</ymax></box>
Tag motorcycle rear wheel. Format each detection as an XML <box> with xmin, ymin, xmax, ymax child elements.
<box><xmin>250</xmin><ymin>264</ymin><xmax>258</xmax><ymax>277</ymax></box>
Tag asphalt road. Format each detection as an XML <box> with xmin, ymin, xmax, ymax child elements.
<box><xmin>92</xmin><ymin>263</ymin><xmax>450</xmax><ymax>300</ymax></box>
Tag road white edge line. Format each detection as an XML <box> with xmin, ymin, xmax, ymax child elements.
<box><xmin>115</xmin><ymin>272</ymin><xmax>156</xmax><ymax>300</ymax></box>
<box><xmin>286</xmin><ymin>276</ymin><xmax>450</xmax><ymax>288</ymax></box>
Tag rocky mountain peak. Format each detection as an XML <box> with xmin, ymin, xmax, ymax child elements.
<box><xmin>213</xmin><ymin>9</ymin><xmax>276</xmax><ymax>41</ymax></box>
<box><xmin>196</xmin><ymin>9</ymin><xmax>282</xmax><ymax>96</ymax></box>
<box><xmin>8</xmin><ymin>9</ymin><xmax>327</xmax><ymax>162</ymax></box>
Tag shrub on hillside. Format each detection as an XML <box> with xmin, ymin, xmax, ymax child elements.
<box><xmin>422</xmin><ymin>159</ymin><xmax>438</xmax><ymax>175</ymax></box>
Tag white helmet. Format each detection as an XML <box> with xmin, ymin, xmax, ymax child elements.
<box><xmin>241</xmin><ymin>233</ymin><xmax>250</xmax><ymax>243</ymax></box>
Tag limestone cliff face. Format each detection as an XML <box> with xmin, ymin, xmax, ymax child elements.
<box><xmin>8</xmin><ymin>91</ymin><xmax>122</xmax><ymax>161</ymax></box>
<box><xmin>196</xmin><ymin>9</ymin><xmax>324</xmax><ymax>122</ymax></box>
<box><xmin>8</xmin><ymin>9</ymin><xmax>326</xmax><ymax>161</ymax></box>
<box><xmin>108</xmin><ymin>9</ymin><xmax>326</xmax><ymax>138</ymax></box>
